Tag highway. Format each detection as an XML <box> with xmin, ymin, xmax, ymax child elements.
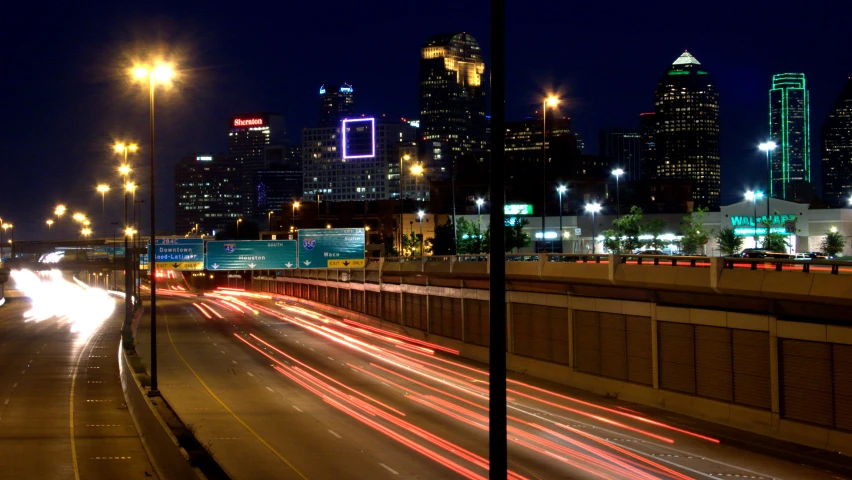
<box><xmin>136</xmin><ymin>285</ymin><xmax>852</xmax><ymax>480</ymax></box>
<box><xmin>0</xmin><ymin>271</ymin><xmax>156</xmax><ymax>480</ymax></box>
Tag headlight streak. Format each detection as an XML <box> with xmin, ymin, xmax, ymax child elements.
<box><xmin>10</xmin><ymin>269</ymin><xmax>115</xmax><ymax>343</ymax></box>
<box><xmin>197</xmin><ymin>302</ymin><xmax>224</xmax><ymax>318</ymax></box>
<box><xmin>241</xmin><ymin>299</ymin><xmax>727</xmax><ymax>478</ymax></box>
<box><xmin>192</xmin><ymin>303</ymin><xmax>212</xmax><ymax>319</ymax></box>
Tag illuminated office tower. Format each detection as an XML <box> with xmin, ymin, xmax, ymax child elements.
<box><xmin>174</xmin><ymin>154</ymin><xmax>242</xmax><ymax>235</ymax></box>
<box><xmin>822</xmin><ymin>78</ymin><xmax>852</xmax><ymax>207</ymax></box>
<box><xmin>769</xmin><ymin>73</ymin><xmax>811</xmax><ymax>201</ymax></box>
<box><xmin>228</xmin><ymin>113</ymin><xmax>286</xmax><ymax>218</ymax></box>
<box><xmin>651</xmin><ymin>51</ymin><xmax>721</xmax><ymax>209</ymax></box>
<box><xmin>419</xmin><ymin>32</ymin><xmax>487</xmax><ymax>180</ymax></box>
<box><xmin>319</xmin><ymin>83</ymin><xmax>355</xmax><ymax>127</ymax></box>
<box><xmin>302</xmin><ymin>117</ymin><xmax>417</xmax><ymax>202</ymax></box>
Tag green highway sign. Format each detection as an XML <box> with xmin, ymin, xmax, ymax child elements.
<box><xmin>148</xmin><ymin>238</ymin><xmax>204</xmax><ymax>271</ymax></box>
<box><xmin>205</xmin><ymin>240</ymin><xmax>297</xmax><ymax>271</ymax></box>
<box><xmin>299</xmin><ymin>228</ymin><xmax>365</xmax><ymax>269</ymax></box>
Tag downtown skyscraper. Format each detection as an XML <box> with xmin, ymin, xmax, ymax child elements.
<box><xmin>649</xmin><ymin>51</ymin><xmax>721</xmax><ymax>209</ymax></box>
<box><xmin>822</xmin><ymin>78</ymin><xmax>852</xmax><ymax>207</ymax></box>
<box><xmin>319</xmin><ymin>83</ymin><xmax>355</xmax><ymax>127</ymax></box>
<box><xmin>419</xmin><ymin>32</ymin><xmax>487</xmax><ymax>181</ymax></box>
<box><xmin>769</xmin><ymin>73</ymin><xmax>811</xmax><ymax>202</ymax></box>
<box><xmin>228</xmin><ymin>113</ymin><xmax>286</xmax><ymax>219</ymax></box>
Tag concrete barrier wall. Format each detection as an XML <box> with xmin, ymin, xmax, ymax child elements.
<box><xmin>255</xmin><ymin>276</ymin><xmax>852</xmax><ymax>455</ymax></box>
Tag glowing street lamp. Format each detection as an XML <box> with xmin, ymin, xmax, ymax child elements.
<box><xmin>73</xmin><ymin>213</ymin><xmax>86</xmax><ymax>223</ymax></box>
<box><xmin>292</xmin><ymin>201</ymin><xmax>300</xmax><ymax>230</ymax></box>
<box><xmin>585</xmin><ymin>203</ymin><xmax>602</xmax><ymax>254</ymax></box>
<box><xmin>410</xmin><ymin>163</ymin><xmax>424</xmax><ymax>205</ymax></box>
<box><xmin>759</xmin><ymin>141</ymin><xmax>777</xmax><ymax>226</ymax></box>
<box><xmin>417</xmin><ymin>210</ymin><xmax>425</xmax><ymax>256</ymax></box>
<box><xmin>556</xmin><ymin>185</ymin><xmax>567</xmax><ymax>238</ymax></box>
<box><xmin>132</xmin><ymin>61</ymin><xmax>176</xmax><ymax>395</ymax></box>
<box><xmin>267</xmin><ymin>210</ymin><xmax>275</xmax><ymax>230</ymax></box>
<box><xmin>97</xmin><ymin>184</ymin><xmax>110</xmax><ymax>215</ymax></box>
<box><xmin>55</xmin><ymin>205</ymin><xmax>66</xmax><ymax>217</ymax></box>
<box><xmin>745</xmin><ymin>190</ymin><xmax>765</xmax><ymax>245</ymax></box>
<box><xmin>611</xmin><ymin>168</ymin><xmax>624</xmax><ymax>219</ymax></box>
<box><xmin>46</xmin><ymin>219</ymin><xmax>54</xmax><ymax>232</ymax></box>
<box><xmin>541</xmin><ymin>94</ymin><xmax>560</xmax><ymax>243</ymax></box>
<box><xmin>236</xmin><ymin>218</ymin><xmax>243</xmax><ymax>236</ymax></box>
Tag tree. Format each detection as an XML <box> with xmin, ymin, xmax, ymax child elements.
<box><xmin>821</xmin><ymin>230</ymin><xmax>846</xmax><ymax>258</ymax></box>
<box><xmin>760</xmin><ymin>212</ymin><xmax>790</xmax><ymax>252</ymax></box>
<box><xmin>456</xmin><ymin>218</ymin><xmax>485</xmax><ymax>254</ymax></box>
<box><xmin>400</xmin><ymin>231</ymin><xmax>421</xmax><ymax>257</ymax></box>
<box><xmin>715</xmin><ymin>227</ymin><xmax>744</xmax><ymax>256</ymax></box>
<box><xmin>642</xmin><ymin>219</ymin><xmax>668</xmax><ymax>251</ymax></box>
<box><xmin>600</xmin><ymin>229</ymin><xmax>621</xmax><ymax>253</ymax></box>
<box><xmin>383</xmin><ymin>236</ymin><xmax>399</xmax><ymax>257</ymax></box>
<box><xmin>679</xmin><ymin>207</ymin><xmax>712</xmax><ymax>255</ymax></box>
<box><xmin>430</xmin><ymin>218</ymin><xmax>456</xmax><ymax>255</ymax></box>
<box><xmin>482</xmin><ymin>217</ymin><xmax>531</xmax><ymax>253</ymax></box>
<box><xmin>611</xmin><ymin>206</ymin><xmax>644</xmax><ymax>253</ymax></box>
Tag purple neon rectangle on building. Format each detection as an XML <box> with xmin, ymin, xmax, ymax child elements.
<box><xmin>341</xmin><ymin>117</ymin><xmax>376</xmax><ymax>159</ymax></box>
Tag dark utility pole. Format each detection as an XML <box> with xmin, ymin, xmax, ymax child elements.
<box><xmin>489</xmin><ymin>1</ymin><xmax>508</xmax><ymax>478</ymax></box>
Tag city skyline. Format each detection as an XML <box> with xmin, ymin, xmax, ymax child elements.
<box><xmin>1</xmin><ymin>1</ymin><xmax>850</xmax><ymax>238</ymax></box>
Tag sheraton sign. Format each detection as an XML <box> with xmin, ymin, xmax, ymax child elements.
<box><xmin>232</xmin><ymin>117</ymin><xmax>264</xmax><ymax>127</ymax></box>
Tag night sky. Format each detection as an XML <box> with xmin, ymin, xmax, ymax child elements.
<box><xmin>1</xmin><ymin>1</ymin><xmax>850</xmax><ymax>239</ymax></box>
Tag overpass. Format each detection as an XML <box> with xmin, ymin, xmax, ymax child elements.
<box><xmin>249</xmin><ymin>253</ymin><xmax>852</xmax><ymax>455</ymax></box>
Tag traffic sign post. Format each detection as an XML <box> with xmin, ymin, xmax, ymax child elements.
<box><xmin>298</xmin><ymin>228</ymin><xmax>365</xmax><ymax>269</ymax></box>
<box><xmin>205</xmin><ymin>240</ymin><xmax>298</xmax><ymax>270</ymax></box>
<box><xmin>147</xmin><ymin>238</ymin><xmax>204</xmax><ymax>271</ymax></box>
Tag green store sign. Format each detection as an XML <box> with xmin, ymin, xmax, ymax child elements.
<box><xmin>730</xmin><ymin>214</ymin><xmax>796</xmax><ymax>227</ymax></box>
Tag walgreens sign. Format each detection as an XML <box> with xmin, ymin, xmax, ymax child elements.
<box><xmin>233</xmin><ymin>117</ymin><xmax>264</xmax><ymax>127</ymax></box>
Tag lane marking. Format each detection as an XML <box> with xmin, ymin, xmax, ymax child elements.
<box><xmin>247</xmin><ymin>372</ymin><xmax>254</xmax><ymax>377</ymax></box>
<box><xmin>162</xmin><ymin>308</ymin><xmax>309</xmax><ymax>480</ymax></box>
<box><xmin>232</xmin><ymin>360</ymin><xmax>238</xmax><ymax>364</ymax></box>
<box><xmin>327</xmin><ymin>429</ymin><xmax>341</xmax><ymax>439</ymax></box>
<box><xmin>292</xmin><ymin>405</ymin><xmax>303</xmax><ymax>413</ymax></box>
<box><xmin>379</xmin><ymin>463</ymin><xmax>399</xmax><ymax>475</ymax></box>
<box><xmin>3</xmin><ymin>399</ymin><xmax>8</xmax><ymax>405</ymax></box>
<box><xmin>69</xmin><ymin>323</ymin><xmax>100</xmax><ymax>480</ymax></box>
<box><xmin>266</xmin><ymin>386</ymin><xmax>274</xmax><ymax>392</ymax></box>
<box><xmin>12</xmin><ymin>383</ymin><xmax>16</xmax><ymax>388</ymax></box>
<box><xmin>328</xmin><ymin>357</ymin><xmax>334</xmax><ymax>361</ymax></box>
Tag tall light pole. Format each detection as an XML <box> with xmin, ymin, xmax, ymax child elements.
<box><xmin>399</xmin><ymin>154</ymin><xmax>410</xmax><ymax>252</ymax></box>
<box><xmin>115</xmin><ymin>144</ymin><xmax>137</xmax><ymax>330</ymax></box>
<box><xmin>236</xmin><ymin>218</ymin><xmax>243</xmax><ymax>237</ymax></box>
<box><xmin>132</xmin><ymin>61</ymin><xmax>175</xmax><ymax>396</ymax></box>
<box><xmin>267</xmin><ymin>210</ymin><xmax>275</xmax><ymax>231</ymax></box>
<box><xmin>292</xmin><ymin>201</ymin><xmax>300</xmax><ymax>231</ymax></box>
<box><xmin>410</xmin><ymin>164</ymin><xmax>424</xmax><ymax>205</ymax></box>
<box><xmin>556</xmin><ymin>185</ymin><xmax>567</xmax><ymax>239</ymax></box>
<box><xmin>759</xmin><ymin>141</ymin><xmax>777</xmax><ymax>241</ymax></box>
<box><xmin>745</xmin><ymin>190</ymin><xmax>764</xmax><ymax>247</ymax></box>
<box><xmin>585</xmin><ymin>203</ymin><xmax>601</xmax><ymax>254</ymax></box>
<box><xmin>475</xmin><ymin>198</ymin><xmax>485</xmax><ymax>247</ymax></box>
<box><xmin>97</xmin><ymin>184</ymin><xmax>110</xmax><ymax>218</ymax></box>
<box><xmin>417</xmin><ymin>210</ymin><xmax>425</xmax><ymax>256</ymax></box>
<box><xmin>46</xmin><ymin>219</ymin><xmax>53</xmax><ymax>233</ymax></box>
<box><xmin>541</xmin><ymin>95</ymin><xmax>559</xmax><ymax>246</ymax></box>
<box><xmin>611</xmin><ymin>168</ymin><xmax>624</xmax><ymax>219</ymax></box>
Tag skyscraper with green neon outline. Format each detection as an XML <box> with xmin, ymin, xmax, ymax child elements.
<box><xmin>769</xmin><ymin>73</ymin><xmax>811</xmax><ymax>201</ymax></box>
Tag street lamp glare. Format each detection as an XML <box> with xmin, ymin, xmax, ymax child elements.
<box><xmin>119</xmin><ymin>165</ymin><xmax>131</xmax><ymax>176</ymax></box>
<box><xmin>410</xmin><ymin>164</ymin><xmax>423</xmax><ymax>176</ymax></box>
<box><xmin>612</xmin><ymin>168</ymin><xmax>624</xmax><ymax>177</ymax></box>
<box><xmin>585</xmin><ymin>203</ymin><xmax>602</xmax><ymax>214</ymax></box>
<box><xmin>153</xmin><ymin>64</ymin><xmax>174</xmax><ymax>82</ymax></box>
<box><xmin>293</xmin><ymin>201</ymin><xmax>300</xmax><ymax>209</ymax></box>
<box><xmin>557</xmin><ymin>185</ymin><xmax>567</xmax><ymax>194</ymax></box>
<box><xmin>128</xmin><ymin>144</ymin><xmax>139</xmax><ymax>152</ymax></box>
<box><xmin>125</xmin><ymin>182</ymin><xmax>137</xmax><ymax>192</ymax></box>
<box><xmin>418</xmin><ymin>210</ymin><xmax>425</xmax><ymax>219</ymax></box>
<box><xmin>46</xmin><ymin>219</ymin><xmax>53</xmax><ymax>226</ymax></box>
<box><xmin>476</xmin><ymin>198</ymin><xmax>484</xmax><ymax>206</ymax></box>
<box><xmin>55</xmin><ymin>205</ymin><xmax>66</xmax><ymax>216</ymax></box>
<box><xmin>114</xmin><ymin>143</ymin><xmax>126</xmax><ymax>153</ymax></box>
<box><xmin>545</xmin><ymin>95</ymin><xmax>559</xmax><ymax>107</ymax></box>
<box><xmin>132</xmin><ymin>66</ymin><xmax>149</xmax><ymax>79</ymax></box>
<box><xmin>73</xmin><ymin>213</ymin><xmax>85</xmax><ymax>222</ymax></box>
<box><xmin>97</xmin><ymin>184</ymin><xmax>110</xmax><ymax>193</ymax></box>
<box><xmin>759</xmin><ymin>141</ymin><xmax>777</xmax><ymax>152</ymax></box>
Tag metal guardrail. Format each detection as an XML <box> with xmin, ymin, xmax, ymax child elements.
<box><xmin>547</xmin><ymin>254</ymin><xmax>607</xmax><ymax>264</ymax></box>
<box><xmin>722</xmin><ymin>256</ymin><xmax>852</xmax><ymax>274</ymax></box>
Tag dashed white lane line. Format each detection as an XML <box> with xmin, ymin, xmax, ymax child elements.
<box><xmin>266</xmin><ymin>386</ymin><xmax>274</xmax><ymax>392</ymax></box>
<box><xmin>20</xmin><ymin>370</ymin><xmax>25</xmax><ymax>375</ymax></box>
<box><xmin>292</xmin><ymin>405</ymin><xmax>303</xmax><ymax>413</ymax></box>
<box><xmin>328</xmin><ymin>357</ymin><xmax>334</xmax><ymax>361</ymax></box>
<box><xmin>247</xmin><ymin>372</ymin><xmax>254</xmax><ymax>377</ymax></box>
<box><xmin>12</xmin><ymin>383</ymin><xmax>16</xmax><ymax>388</ymax></box>
<box><xmin>379</xmin><ymin>463</ymin><xmax>399</xmax><ymax>475</ymax></box>
<box><xmin>3</xmin><ymin>399</ymin><xmax>8</xmax><ymax>405</ymax></box>
<box><xmin>232</xmin><ymin>360</ymin><xmax>238</xmax><ymax>364</ymax></box>
<box><xmin>327</xmin><ymin>429</ymin><xmax>341</xmax><ymax>439</ymax></box>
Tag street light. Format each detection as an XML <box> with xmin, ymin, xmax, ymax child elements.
<box><xmin>417</xmin><ymin>210</ymin><xmax>425</xmax><ymax>256</ymax></box>
<box><xmin>131</xmin><ymin>61</ymin><xmax>175</xmax><ymax>396</ymax></box>
<box><xmin>97</xmin><ymin>184</ymin><xmax>110</xmax><ymax>216</ymax></box>
<box><xmin>541</xmin><ymin>95</ymin><xmax>560</xmax><ymax>244</ymax></box>
<box><xmin>759</xmin><ymin>141</ymin><xmax>777</xmax><ymax>232</ymax></box>
<box><xmin>55</xmin><ymin>205</ymin><xmax>66</xmax><ymax>217</ymax></box>
<box><xmin>236</xmin><ymin>218</ymin><xmax>242</xmax><ymax>236</ymax></box>
<box><xmin>585</xmin><ymin>203</ymin><xmax>602</xmax><ymax>254</ymax></box>
<box><xmin>556</xmin><ymin>185</ymin><xmax>567</xmax><ymax>240</ymax></box>
<box><xmin>745</xmin><ymin>190</ymin><xmax>764</xmax><ymax>246</ymax></box>
<box><xmin>292</xmin><ymin>201</ymin><xmax>300</xmax><ymax>230</ymax></box>
<box><xmin>410</xmin><ymin>164</ymin><xmax>424</xmax><ymax>205</ymax></box>
<box><xmin>267</xmin><ymin>210</ymin><xmax>275</xmax><ymax>231</ymax></box>
<box><xmin>611</xmin><ymin>168</ymin><xmax>624</xmax><ymax>219</ymax></box>
<box><xmin>46</xmin><ymin>219</ymin><xmax>53</xmax><ymax>233</ymax></box>
<box><xmin>72</xmin><ymin>213</ymin><xmax>86</xmax><ymax>223</ymax></box>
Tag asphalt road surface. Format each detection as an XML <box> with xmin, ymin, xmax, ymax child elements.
<box><xmin>0</xmin><ymin>282</ymin><xmax>156</xmax><ymax>479</ymax></box>
<box><xmin>134</xmin><ymin>286</ymin><xmax>852</xmax><ymax>480</ymax></box>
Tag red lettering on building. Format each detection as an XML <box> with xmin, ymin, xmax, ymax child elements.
<box><xmin>233</xmin><ymin>118</ymin><xmax>264</xmax><ymax>127</ymax></box>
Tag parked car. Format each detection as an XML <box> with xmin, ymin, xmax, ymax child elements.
<box><xmin>792</xmin><ymin>253</ymin><xmax>812</xmax><ymax>260</ymax></box>
<box><xmin>636</xmin><ymin>249</ymin><xmax>665</xmax><ymax>255</ymax></box>
<box><xmin>738</xmin><ymin>248</ymin><xmax>792</xmax><ymax>259</ymax></box>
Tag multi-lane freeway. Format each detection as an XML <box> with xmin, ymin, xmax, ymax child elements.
<box><xmin>0</xmin><ymin>271</ymin><xmax>156</xmax><ymax>480</ymax></box>
<box><xmin>136</xmin><ymin>285</ymin><xmax>852</xmax><ymax>480</ymax></box>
